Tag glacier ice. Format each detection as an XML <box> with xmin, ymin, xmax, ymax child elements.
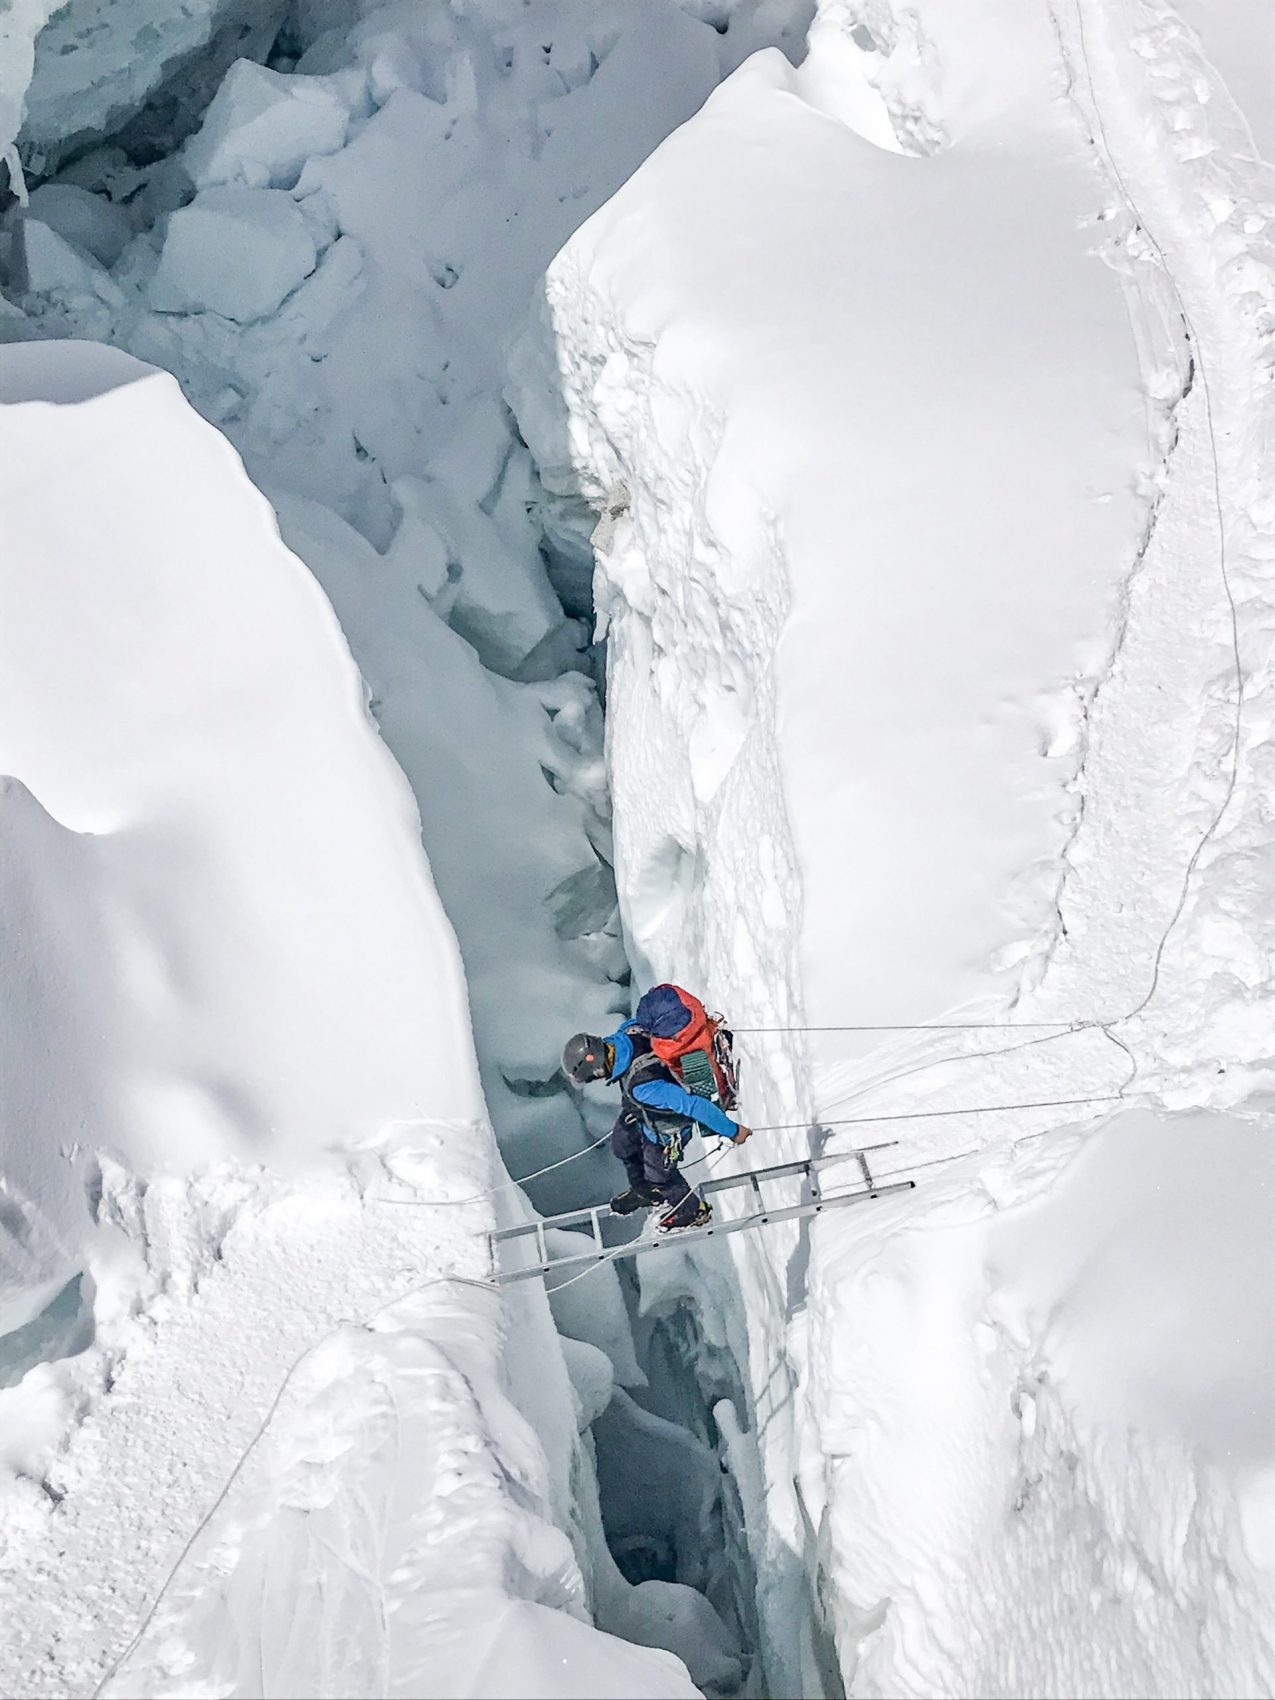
<box><xmin>149</xmin><ymin>185</ymin><xmax>322</xmax><ymax>321</ymax></box>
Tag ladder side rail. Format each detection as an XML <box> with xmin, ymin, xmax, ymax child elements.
<box><xmin>810</xmin><ymin>1141</ymin><xmax>898</xmax><ymax>1171</ymax></box>
<box><xmin>490</xmin><ymin>1220</ymin><xmax>540</xmax><ymax>1246</ymax></box>
<box><xmin>700</xmin><ymin>1157</ymin><xmax>812</xmax><ymax>1197</ymax></box>
<box><xmin>491</xmin><ymin>1180</ymin><xmax>916</xmax><ymax>1284</ymax></box>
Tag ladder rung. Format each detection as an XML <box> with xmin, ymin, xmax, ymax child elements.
<box><xmin>491</xmin><ymin>1179</ymin><xmax>916</xmax><ymax>1284</ymax></box>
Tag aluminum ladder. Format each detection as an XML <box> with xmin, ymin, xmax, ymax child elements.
<box><xmin>490</xmin><ymin>1141</ymin><xmax>916</xmax><ymax>1285</ymax></box>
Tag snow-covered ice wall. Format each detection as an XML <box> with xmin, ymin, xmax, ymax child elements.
<box><xmin>0</xmin><ymin>340</ymin><xmax>702</xmax><ymax>1700</ymax></box>
<box><xmin>512</xmin><ymin>0</ymin><xmax>1275</xmax><ymax>1692</ymax></box>
<box><xmin>0</xmin><ymin>338</ymin><xmax>481</xmax><ymax>1323</ymax></box>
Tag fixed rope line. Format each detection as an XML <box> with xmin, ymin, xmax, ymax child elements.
<box><xmin>1068</xmin><ymin>0</ymin><xmax>1243</xmax><ymax>1023</ymax></box>
<box><xmin>733</xmin><ymin>1020</ymin><xmax>1085</xmax><ymax>1033</ymax></box>
<box><xmin>93</xmin><ymin>1272</ymin><xmax>502</xmax><ymax>1700</ymax></box>
<box><xmin>372</xmin><ymin>1132</ymin><xmax>610</xmax><ymax>1209</ymax></box>
<box><xmin>750</xmin><ymin>1091</ymin><xmax>1131</xmax><ymax>1135</ymax></box>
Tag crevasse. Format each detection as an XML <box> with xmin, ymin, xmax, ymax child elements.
<box><xmin>0</xmin><ymin>1</ymin><xmax>820</xmax><ymax>1694</ymax></box>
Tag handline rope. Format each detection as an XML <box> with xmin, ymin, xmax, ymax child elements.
<box><xmin>748</xmin><ymin>1091</ymin><xmax>1131</xmax><ymax>1136</ymax></box>
<box><xmin>732</xmin><ymin>1020</ymin><xmax>1078</xmax><ymax>1033</ymax></box>
<box><xmin>733</xmin><ymin>2</ymin><xmax>1243</xmax><ymax>1100</ymax></box>
<box><xmin>371</xmin><ymin>1132</ymin><xmax>610</xmax><ymax>1209</ymax></box>
<box><xmin>1067</xmin><ymin>0</ymin><xmax>1243</xmax><ymax>1024</ymax></box>
<box><xmin>93</xmin><ymin>1271</ymin><xmax>501</xmax><ymax>1699</ymax></box>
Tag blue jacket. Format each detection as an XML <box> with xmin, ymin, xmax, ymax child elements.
<box><xmin>605</xmin><ymin>1024</ymin><xmax>742</xmax><ymax>1144</ymax></box>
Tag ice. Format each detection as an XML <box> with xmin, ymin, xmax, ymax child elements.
<box><xmin>989</xmin><ymin>1110</ymin><xmax>1275</xmax><ymax>1464</ymax></box>
<box><xmin>0</xmin><ymin>337</ymin><xmax>695</xmax><ymax>1698</ymax></box>
<box><xmin>182</xmin><ymin>59</ymin><xmax>352</xmax><ymax>191</ymax></box>
<box><xmin>809</xmin><ymin>1109</ymin><xmax>1275</xmax><ymax>1697</ymax></box>
<box><xmin>15</xmin><ymin>0</ymin><xmax>1275</xmax><ymax>1693</ymax></box>
<box><xmin>0</xmin><ymin>337</ymin><xmax>482</xmax><ymax>1274</ymax></box>
<box><xmin>611</xmin><ymin>1579</ymin><xmax>745</xmax><ymax>1696</ymax></box>
<box><xmin>436</xmin><ymin>1597</ymin><xmax>698</xmax><ymax>1699</ymax></box>
<box><xmin>561</xmin><ymin>1334</ymin><xmax>616</xmax><ymax>1429</ymax></box>
<box><xmin>20</xmin><ymin>217</ymin><xmax>121</xmax><ymax>303</ymax></box>
<box><xmin>149</xmin><ymin>185</ymin><xmax>321</xmax><ymax>321</ymax></box>
<box><xmin>19</xmin><ymin>0</ymin><xmax>288</xmax><ymax>171</ymax></box>
<box><xmin>25</xmin><ymin>183</ymin><xmax>130</xmax><ymax>266</ymax></box>
<box><xmin>0</xmin><ymin>1</ymin><xmax>56</xmax><ymax>161</ymax></box>
<box><xmin>544</xmin><ymin>1226</ymin><xmax>646</xmax><ymax>1387</ymax></box>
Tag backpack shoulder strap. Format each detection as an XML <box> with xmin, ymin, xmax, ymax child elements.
<box><xmin>621</xmin><ymin>1050</ymin><xmax>687</xmax><ymax>1136</ymax></box>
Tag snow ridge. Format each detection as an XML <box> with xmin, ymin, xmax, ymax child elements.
<box><xmin>514</xmin><ymin>1</ymin><xmax>1275</xmax><ymax>1694</ymax></box>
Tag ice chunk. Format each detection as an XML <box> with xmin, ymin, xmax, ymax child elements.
<box><xmin>545</xmin><ymin>1228</ymin><xmax>645</xmax><ymax>1386</ymax></box>
<box><xmin>27</xmin><ymin>183</ymin><xmax>130</xmax><ymax>266</ymax></box>
<box><xmin>21</xmin><ymin>217</ymin><xmax>122</xmax><ymax>304</ymax></box>
<box><xmin>183</xmin><ymin>59</ymin><xmax>350</xmax><ymax>191</ymax></box>
<box><xmin>610</xmin><ymin>1579</ymin><xmax>744</xmax><ymax>1695</ymax></box>
<box><xmin>20</xmin><ymin>0</ymin><xmax>288</xmax><ymax>172</ymax></box>
<box><xmin>150</xmin><ymin>186</ymin><xmax>319</xmax><ymax>322</ymax></box>
<box><xmin>560</xmin><ymin>1334</ymin><xmax>615</xmax><ymax>1429</ymax></box>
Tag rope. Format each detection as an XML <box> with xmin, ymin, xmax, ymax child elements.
<box><xmin>732</xmin><ymin>1020</ymin><xmax>1082</xmax><ymax>1033</ymax></box>
<box><xmin>93</xmin><ymin>1272</ymin><xmax>501</xmax><ymax>1699</ymax></box>
<box><xmin>1068</xmin><ymin>0</ymin><xmax>1243</xmax><ymax>1023</ymax></box>
<box><xmin>730</xmin><ymin>11</ymin><xmax>1244</xmax><ymax>1090</ymax></box>
<box><xmin>748</xmin><ymin>1092</ymin><xmax>1131</xmax><ymax>1136</ymax></box>
<box><xmin>371</xmin><ymin>1132</ymin><xmax>610</xmax><ymax>1210</ymax></box>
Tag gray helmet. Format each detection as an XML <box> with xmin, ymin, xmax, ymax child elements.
<box><xmin>563</xmin><ymin>1032</ymin><xmax>611</xmax><ymax>1085</ymax></box>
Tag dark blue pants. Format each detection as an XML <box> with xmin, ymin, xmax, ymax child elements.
<box><xmin>611</xmin><ymin>1115</ymin><xmax>691</xmax><ymax>1207</ymax></box>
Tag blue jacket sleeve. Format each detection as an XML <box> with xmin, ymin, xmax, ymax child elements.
<box><xmin>631</xmin><ymin>1079</ymin><xmax>741</xmax><ymax>1140</ymax></box>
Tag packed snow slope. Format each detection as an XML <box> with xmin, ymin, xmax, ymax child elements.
<box><xmin>513</xmin><ymin>0</ymin><xmax>1275</xmax><ymax>1693</ymax></box>
<box><xmin>0</xmin><ymin>339</ymin><xmax>699</xmax><ymax>1699</ymax></box>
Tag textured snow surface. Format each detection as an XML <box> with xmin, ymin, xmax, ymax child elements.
<box><xmin>0</xmin><ymin>339</ymin><xmax>696</xmax><ymax>1698</ymax></box>
<box><xmin>513</xmin><ymin>0</ymin><xmax>1275</xmax><ymax>1692</ymax></box>
<box><xmin>0</xmin><ymin>339</ymin><xmax>479</xmax><ymax>1303</ymax></box>
<box><xmin>10</xmin><ymin>0</ymin><xmax>778</xmax><ymax>1211</ymax></box>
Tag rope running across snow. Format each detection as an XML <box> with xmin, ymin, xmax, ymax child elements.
<box><xmin>92</xmin><ymin>1272</ymin><xmax>502</xmax><ymax>1699</ymax></box>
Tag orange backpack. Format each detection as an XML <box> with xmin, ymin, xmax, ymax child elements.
<box><xmin>634</xmin><ymin>983</ymin><xmax>738</xmax><ymax>1109</ymax></box>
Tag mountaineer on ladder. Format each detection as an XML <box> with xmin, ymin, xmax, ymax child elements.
<box><xmin>562</xmin><ymin>984</ymin><xmax>752</xmax><ymax>1233</ymax></box>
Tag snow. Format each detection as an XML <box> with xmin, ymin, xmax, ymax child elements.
<box><xmin>182</xmin><ymin>59</ymin><xmax>352</xmax><ymax>191</ymax></box>
<box><xmin>0</xmin><ymin>335</ymin><xmax>698</xmax><ymax>1698</ymax></box>
<box><xmin>149</xmin><ymin>186</ymin><xmax>323</xmax><ymax>321</ymax></box>
<box><xmin>511</xmin><ymin>0</ymin><xmax>1275</xmax><ymax>1692</ymax></box>
<box><xmin>7</xmin><ymin>0</ymin><xmax>754</xmax><ymax>1213</ymax></box>
<box><xmin>0</xmin><ymin>339</ymin><xmax>474</xmax><ymax>1311</ymax></box>
<box><xmin>810</xmin><ymin>1108</ymin><xmax>1275</xmax><ymax>1696</ymax></box>
<box><xmin>0</xmin><ymin>2</ymin><xmax>813</xmax><ymax>1690</ymax></box>
<box><xmin>25</xmin><ymin>181</ymin><xmax>130</xmax><ymax>265</ymax></box>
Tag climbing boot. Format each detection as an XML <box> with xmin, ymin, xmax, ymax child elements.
<box><xmin>656</xmin><ymin>1194</ymin><xmax>712</xmax><ymax>1233</ymax></box>
<box><xmin>610</xmin><ymin>1185</ymin><xmax>659</xmax><ymax>1215</ymax></box>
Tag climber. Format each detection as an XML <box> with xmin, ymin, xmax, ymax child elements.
<box><xmin>562</xmin><ymin>1019</ymin><xmax>752</xmax><ymax>1233</ymax></box>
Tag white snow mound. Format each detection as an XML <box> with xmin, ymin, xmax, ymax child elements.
<box><xmin>0</xmin><ymin>338</ymin><xmax>481</xmax><ymax>1319</ymax></box>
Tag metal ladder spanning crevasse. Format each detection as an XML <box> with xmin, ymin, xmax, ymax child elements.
<box><xmin>491</xmin><ymin>1143</ymin><xmax>916</xmax><ymax>1284</ymax></box>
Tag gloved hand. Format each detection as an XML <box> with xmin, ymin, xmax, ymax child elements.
<box><xmin>732</xmin><ymin>1124</ymin><xmax>753</xmax><ymax>1146</ymax></box>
